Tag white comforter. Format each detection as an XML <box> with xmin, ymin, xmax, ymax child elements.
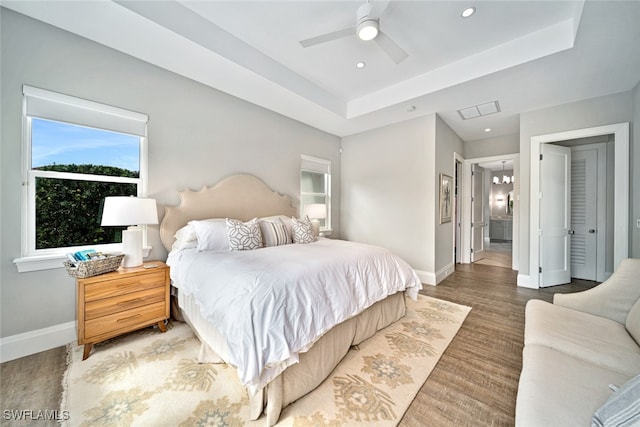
<box><xmin>167</xmin><ymin>238</ymin><xmax>422</xmax><ymax>392</ymax></box>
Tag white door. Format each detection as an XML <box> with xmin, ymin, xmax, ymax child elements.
<box><xmin>540</xmin><ymin>144</ymin><xmax>571</xmax><ymax>287</ymax></box>
<box><xmin>471</xmin><ymin>164</ymin><xmax>485</xmax><ymax>262</ymax></box>
<box><xmin>570</xmin><ymin>149</ymin><xmax>598</xmax><ymax>280</ymax></box>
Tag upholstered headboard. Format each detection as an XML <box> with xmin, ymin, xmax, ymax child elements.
<box><xmin>159</xmin><ymin>174</ymin><xmax>297</xmax><ymax>251</ymax></box>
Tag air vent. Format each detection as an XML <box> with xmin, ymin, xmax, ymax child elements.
<box><xmin>457</xmin><ymin>100</ymin><xmax>501</xmax><ymax>120</ymax></box>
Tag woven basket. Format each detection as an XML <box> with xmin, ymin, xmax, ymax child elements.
<box><xmin>64</xmin><ymin>254</ymin><xmax>125</xmax><ymax>279</ymax></box>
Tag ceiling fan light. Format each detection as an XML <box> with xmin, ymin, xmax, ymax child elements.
<box><xmin>357</xmin><ymin>19</ymin><xmax>379</xmax><ymax>41</ymax></box>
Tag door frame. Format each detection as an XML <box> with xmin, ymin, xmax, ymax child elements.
<box><xmin>529</xmin><ymin>122</ymin><xmax>629</xmax><ymax>288</ymax></box>
<box><xmin>461</xmin><ymin>153</ymin><xmax>520</xmax><ymax>267</ymax></box>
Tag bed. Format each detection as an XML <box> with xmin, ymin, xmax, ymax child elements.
<box><xmin>160</xmin><ymin>174</ymin><xmax>422</xmax><ymax>425</ymax></box>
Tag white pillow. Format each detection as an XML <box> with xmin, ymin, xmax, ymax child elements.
<box><xmin>172</xmin><ymin>224</ymin><xmax>197</xmax><ymax>251</ymax></box>
<box><xmin>292</xmin><ymin>216</ymin><xmax>317</xmax><ymax>244</ymax></box>
<box><xmin>259</xmin><ymin>219</ymin><xmax>291</xmax><ymax>247</ymax></box>
<box><xmin>191</xmin><ymin>219</ymin><xmax>230</xmax><ymax>252</ymax></box>
<box><xmin>226</xmin><ymin>218</ymin><xmax>262</xmax><ymax>251</ymax></box>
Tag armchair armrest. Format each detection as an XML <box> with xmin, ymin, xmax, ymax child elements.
<box><xmin>553</xmin><ymin>258</ymin><xmax>640</xmax><ymax>324</ymax></box>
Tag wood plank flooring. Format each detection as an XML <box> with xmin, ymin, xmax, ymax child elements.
<box><xmin>1</xmin><ymin>263</ymin><xmax>596</xmax><ymax>426</ymax></box>
<box><xmin>400</xmin><ymin>263</ymin><xmax>596</xmax><ymax>426</ymax></box>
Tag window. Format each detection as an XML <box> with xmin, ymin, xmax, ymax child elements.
<box><xmin>300</xmin><ymin>155</ymin><xmax>331</xmax><ymax>232</ymax></box>
<box><xmin>16</xmin><ymin>86</ymin><xmax>148</xmax><ymax>271</ymax></box>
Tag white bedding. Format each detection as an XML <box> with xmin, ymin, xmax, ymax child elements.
<box><xmin>167</xmin><ymin>238</ymin><xmax>422</xmax><ymax>393</ymax></box>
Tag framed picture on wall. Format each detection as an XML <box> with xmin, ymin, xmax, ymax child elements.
<box><xmin>439</xmin><ymin>173</ymin><xmax>453</xmax><ymax>224</ymax></box>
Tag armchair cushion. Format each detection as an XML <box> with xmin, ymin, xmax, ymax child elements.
<box><xmin>525</xmin><ymin>300</ymin><xmax>640</xmax><ymax>377</ymax></box>
<box><xmin>553</xmin><ymin>258</ymin><xmax>640</xmax><ymax>324</ymax></box>
<box><xmin>626</xmin><ymin>298</ymin><xmax>640</xmax><ymax>346</ymax></box>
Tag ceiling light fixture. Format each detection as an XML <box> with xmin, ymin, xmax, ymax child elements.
<box><xmin>501</xmin><ymin>160</ymin><xmax>511</xmax><ymax>184</ymax></box>
<box><xmin>461</xmin><ymin>7</ymin><xmax>476</xmax><ymax>18</ymax></box>
<box><xmin>407</xmin><ymin>105</ymin><xmax>416</xmax><ymax>112</ymax></box>
<box><xmin>357</xmin><ymin>19</ymin><xmax>379</xmax><ymax>41</ymax></box>
<box><xmin>485</xmin><ymin>128</ymin><xmax>491</xmax><ymax>132</ymax></box>
<box><xmin>356</xmin><ymin>61</ymin><xmax>366</xmax><ymax>69</ymax></box>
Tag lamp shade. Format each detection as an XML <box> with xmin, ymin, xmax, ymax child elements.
<box><xmin>101</xmin><ymin>197</ymin><xmax>158</xmax><ymax>226</ymax></box>
<box><xmin>304</xmin><ymin>203</ymin><xmax>327</xmax><ymax>220</ymax></box>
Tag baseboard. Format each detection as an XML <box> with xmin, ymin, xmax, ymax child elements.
<box><xmin>517</xmin><ymin>274</ymin><xmax>539</xmax><ymax>289</ymax></box>
<box><xmin>0</xmin><ymin>321</ymin><xmax>76</xmax><ymax>363</ymax></box>
<box><xmin>415</xmin><ymin>269</ymin><xmax>436</xmax><ymax>286</ymax></box>
<box><xmin>435</xmin><ymin>263</ymin><xmax>455</xmax><ymax>285</ymax></box>
<box><xmin>415</xmin><ymin>264</ymin><xmax>454</xmax><ymax>287</ymax></box>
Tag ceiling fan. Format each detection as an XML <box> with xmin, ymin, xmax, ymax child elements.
<box><xmin>299</xmin><ymin>0</ymin><xmax>408</xmax><ymax>64</ymax></box>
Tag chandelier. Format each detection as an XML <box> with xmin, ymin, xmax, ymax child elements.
<box><xmin>493</xmin><ymin>161</ymin><xmax>512</xmax><ymax>185</ymax></box>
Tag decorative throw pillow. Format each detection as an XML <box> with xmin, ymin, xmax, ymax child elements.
<box><xmin>226</xmin><ymin>218</ymin><xmax>262</xmax><ymax>251</ymax></box>
<box><xmin>625</xmin><ymin>298</ymin><xmax>640</xmax><ymax>345</ymax></box>
<box><xmin>592</xmin><ymin>374</ymin><xmax>640</xmax><ymax>427</ymax></box>
<box><xmin>259</xmin><ymin>219</ymin><xmax>291</xmax><ymax>247</ymax></box>
<box><xmin>291</xmin><ymin>216</ymin><xmax>317</xmax><ymax>244</ymax></box>
<box><xmin>191</xmin><ymin>219</ymin><xmax>230</xmax><ymax>252</ymax></box>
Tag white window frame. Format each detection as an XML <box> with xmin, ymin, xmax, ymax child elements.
<box><xmin>14</xmin><ymin>86</ymin><xmax>149</xmax><ymax>272</ymax></box>
<box><xmin>300</xmin><ymin>154</ymin><xmax>332</xmax><ymax>234</ymax></box>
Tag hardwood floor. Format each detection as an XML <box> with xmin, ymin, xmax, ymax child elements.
<box><xmin>400</xmin><ymin>263</ymin><xmax>596</xmax><ymax>427</ymax></box>
<box><xmin>473</xmin><ymin>241</ymin><xmax>513</xmax><ymax>269</ymax></box>
<box><xmin>0</xmin><ymin>263</ymin><xmax>596</xmax><ymax>426</ymax></box>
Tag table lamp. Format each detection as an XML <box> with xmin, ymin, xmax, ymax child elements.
<box><xmin>101</xmin><ymin>196</ymin><xmax>158</xmax><ymax>267</ymax></box>
<box><xmin>303</xmin><ymin>203</ymin><xmax>327</xmax><ymax>236</ymax></box>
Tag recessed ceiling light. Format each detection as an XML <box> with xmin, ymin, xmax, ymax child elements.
<box><xmin>461</xmin><ymin>7</ymin><xmax>476</xmax><ymax>18</ymax></box>
<box><xmin>356</xmin><ymin>61</ymin><xmax>366</xmax><ymax>69</ymax></box>
<box><xmin>485</xmin><ymin>128</ymin><xmax>492</xmax><ymax>132</ymax></box>
<box><xmin>407</xmin><ymin>105</ymin><xmax>416</xmax><ymax>112</ymax></box>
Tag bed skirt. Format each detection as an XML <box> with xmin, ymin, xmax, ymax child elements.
<box><xmin>177</xmin><ymin>289</ymin><xmax>407</xmax><ymax>426</ymax></box>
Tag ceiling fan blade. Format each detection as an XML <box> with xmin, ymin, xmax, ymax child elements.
<box><xmin>375</xmin><ymin>30</ymin><xmax>408</xmax><ymax>64</ymax></box>
<box><xmin>299</xmin><ymin>27</ymin><xmax>354</xmax><ymax>48</ymax></box>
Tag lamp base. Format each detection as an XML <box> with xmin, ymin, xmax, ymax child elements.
<box><xmin>122</xmin><ymin>227</ymin><xmax>143</xmax><ymax>268</ymax></box>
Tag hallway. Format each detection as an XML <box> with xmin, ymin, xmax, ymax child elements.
<box><xmin>473</xmin><ymin>241</ymin><xmax>512</xmax><ymax>269</ymax></box>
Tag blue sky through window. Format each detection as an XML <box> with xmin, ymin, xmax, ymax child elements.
<box><xmin>32</xmin><ymin>118</ymin><xmax>140</xmax><ymax>172</ymax></box>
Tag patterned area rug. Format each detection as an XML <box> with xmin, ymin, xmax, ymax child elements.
<box><xmin>61</xmin><ymin>295</ymin><xmax>470</xmax><ymax>426</ymax></box>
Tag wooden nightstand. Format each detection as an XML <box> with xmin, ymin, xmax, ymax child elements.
<box><xmin>76</xmin><ymin>261</ymin><xmax>170</xmax><ymax>360</ymax></box>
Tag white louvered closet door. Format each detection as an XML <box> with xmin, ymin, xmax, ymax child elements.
<box><xmin>570</xmin><ymin>149</ymin><xmax>598</xmax><ymax>280</ymax></box>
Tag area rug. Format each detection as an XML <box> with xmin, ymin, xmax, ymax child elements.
<box><xmin>61</xmin><ymin>295</ymin><xmax>470</xmax><ymax>426</ymax></box>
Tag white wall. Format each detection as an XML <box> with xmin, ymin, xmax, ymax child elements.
<box><xmin>465</xmin><ymin>133</ymin><xmax>519</xmax><ymax>159</ymax></box>
<box><xmin>0</xmin><ymin>9</ymin><xmax>340</xmax><ymax>345</ymax></box>
<box><xmin>340</xmin><ymin>115</ymin><xmax>436</xmax><ymax>279</ymax></box>
<box><xmin>434</xmin><ymin>115</ymin><xmax>465</xmax><ymax>275</ymax></box>
<box><xmin>340</xmin><ymin>114</ymin><xmax>463</xmax><ymax>284</ymax></box>
<box><xmin>518</xmin><ymin>91</ymin><xmax>636</xmax><ymax>279</ymax></box>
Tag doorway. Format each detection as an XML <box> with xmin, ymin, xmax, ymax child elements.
<box><xmin>528</xmin><ymin>122</ymin><xmax>629</xmax><ymax>289</ymax></box>
<box><xmin>475</xmin><ymin>159</ymin><xmax>514</xmax><ymax>269</ymax></box>
<box><xmin>460</xmin><ymin>153</ymin><xmax>519</xmax><ymax>270</ymax></box>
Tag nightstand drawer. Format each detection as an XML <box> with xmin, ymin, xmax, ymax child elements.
<box><xmin>84</xmin><ymin>270</ymin><xmax>165</xmax><ymax>302</ymax></box>
<box><xmin>85</xmin><ymin>286</ymin><xmax>166</xmax><ymax>320</ymax></box>
<box><xmin>84</xmin><ymin>301</ymin><xmax>166</xmax><ymax>340</ymax></box>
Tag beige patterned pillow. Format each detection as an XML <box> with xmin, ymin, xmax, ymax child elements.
<box><xmin>226</xmin><ymin>218</ymin><xmax>262</xmax><ymax>251</ymax></box>
<box><xmin>259</xmin><ymin>219</ymin><xmax>291</xmax><ymax>247</ymax></box>
<box><xmin>291</xmin><ymin>216</ymin><xmax>317</xmax><ymax>244</ymax></box>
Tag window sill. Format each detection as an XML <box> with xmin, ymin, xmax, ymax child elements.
<box><xmin>14</xmin><ymin>247</ymin><xmax>152</xmax><ymax>273</ymax></box>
